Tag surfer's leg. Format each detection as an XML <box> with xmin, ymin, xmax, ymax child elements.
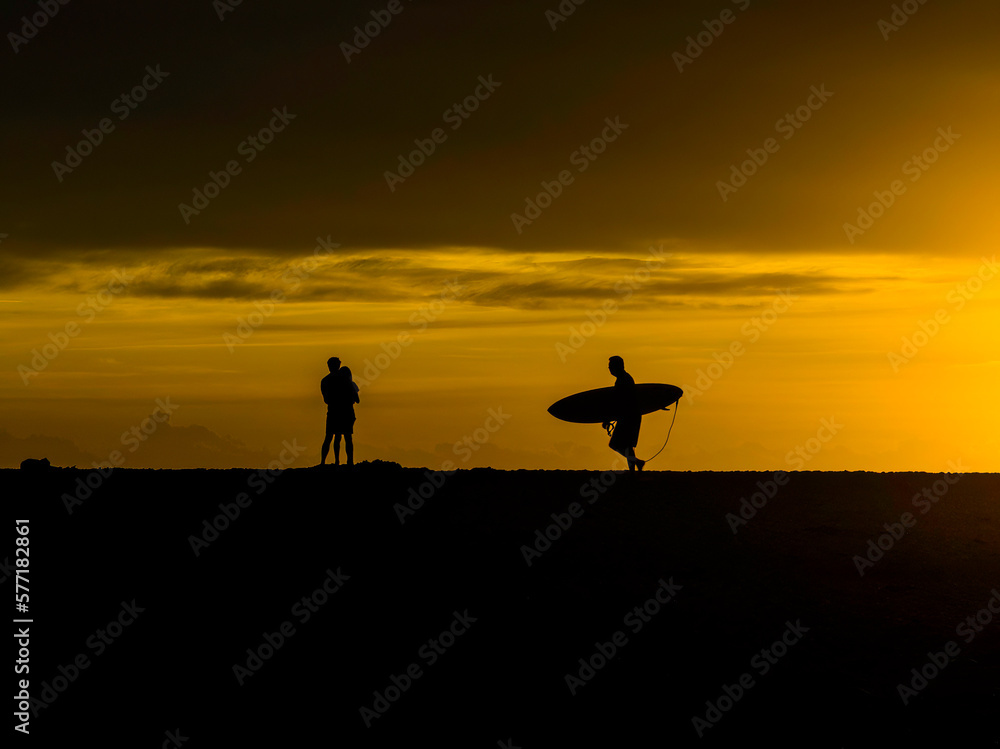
<box><xmin>345</xmin><ymin>435</ymin><xmax>354</xmax><ymax>466</ymax></box>
<box><xmin>333</xmin><ymin>434</ymin><xmax>342</xmax><ymax>464</ymax></box>
<box><xmin>610</xmin><ymin>443</ymin><xmax>633</xmax><ymax>472</ymax></box>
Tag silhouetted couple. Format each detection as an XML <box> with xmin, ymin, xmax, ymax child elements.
<box><xmin>321</xmin><ymin>357</ymin><xmax>360</xmax><ymax>466</ymax></box>
<box><xmin>603</xmin><ymin>356</ymin><xmax>645</xmax><ymax>472</ymax></box>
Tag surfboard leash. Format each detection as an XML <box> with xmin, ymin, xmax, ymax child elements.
<box><xmin>639</xmin><ymin>398</ymin><xmax>680</xmax><ymax>463</ymax></box>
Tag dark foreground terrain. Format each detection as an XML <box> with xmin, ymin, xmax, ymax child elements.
<box><xmin>6</xmin><ymin>464</ymin><xmax>1000</xmax><ymax>746</ymax></box>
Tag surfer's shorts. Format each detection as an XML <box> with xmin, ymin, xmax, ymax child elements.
<box><xmin>326</xmin><ymin>408</ymin><xmax>356</xmax><ymax>435</ymax></box>
<box><xmin>609</xmin><ymin>416</ymin><xmax>641</xmax><ymax>450</ymax></box>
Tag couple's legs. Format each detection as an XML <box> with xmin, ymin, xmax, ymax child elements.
<box><xmin>321</xmin><ymin>432</ymin><xmax>353</xmax><ymax>465</ymax></box>
<box><xmin>321</xmin><ymin>428</ymin><xmax>333</xmax><ymax>465</ymax></box>
<box><xmin>336</xmin><ymin>435</ymin><xmax>354</xmax><ymax>465</ymax></box>
<box><xmin>321</xmin><ymin>410</ymin><xmax>355</xmax><ymax>465</ymax></box>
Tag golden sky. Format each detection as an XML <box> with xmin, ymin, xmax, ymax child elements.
<box><xmin>2</xmin><ymin>0</ymin><xmax>998</xmax><ymax>470</ymax></box>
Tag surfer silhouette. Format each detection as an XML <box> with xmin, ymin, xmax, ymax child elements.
<box><xmin>603</xmin><ymin>356</ymin><xmax>644</xmax><ymax>472</ymax></box>
<box><xmin>321</xmin><ymin>357</ymin><xmax>360</xmax><ymax>466</ymax></box>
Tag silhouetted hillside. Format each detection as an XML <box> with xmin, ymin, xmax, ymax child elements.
<box><xmin>7</xmin><ymin>465</ymin><xmax>999</xmax><ymax>746</ymax></box>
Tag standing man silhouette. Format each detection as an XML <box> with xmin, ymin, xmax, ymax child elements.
<box><xmin>321</xmin><ymin>357</ymin><xmax>360</xmax><ymax>466</ymax></box>
<box><xmin>602</xmin><ymin>356</ymin><xmax>644</xmax><ymax>472</ymax></box>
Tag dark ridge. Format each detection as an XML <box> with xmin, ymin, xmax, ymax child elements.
<box><xmin>7</xmin><ymin>467</ymin><xmax>999</xmax><ymax>745</ymax></box>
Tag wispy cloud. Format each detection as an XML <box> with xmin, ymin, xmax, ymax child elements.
<box><xmin>3</xmin><ymin>249</ymin><xmax>896</xmax><ymax>311</ymax></box>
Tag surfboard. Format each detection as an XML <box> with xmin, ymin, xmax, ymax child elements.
<box><xmin>547</xmin><ymin>383</ymin><xmax>683</xmax><ymax>424</ymax></box>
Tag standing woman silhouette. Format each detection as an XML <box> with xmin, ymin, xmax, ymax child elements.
<box><xmin>334</xmin><ymin>366</ymin><xmax>360</xmax><ymax>466</ymax></box>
